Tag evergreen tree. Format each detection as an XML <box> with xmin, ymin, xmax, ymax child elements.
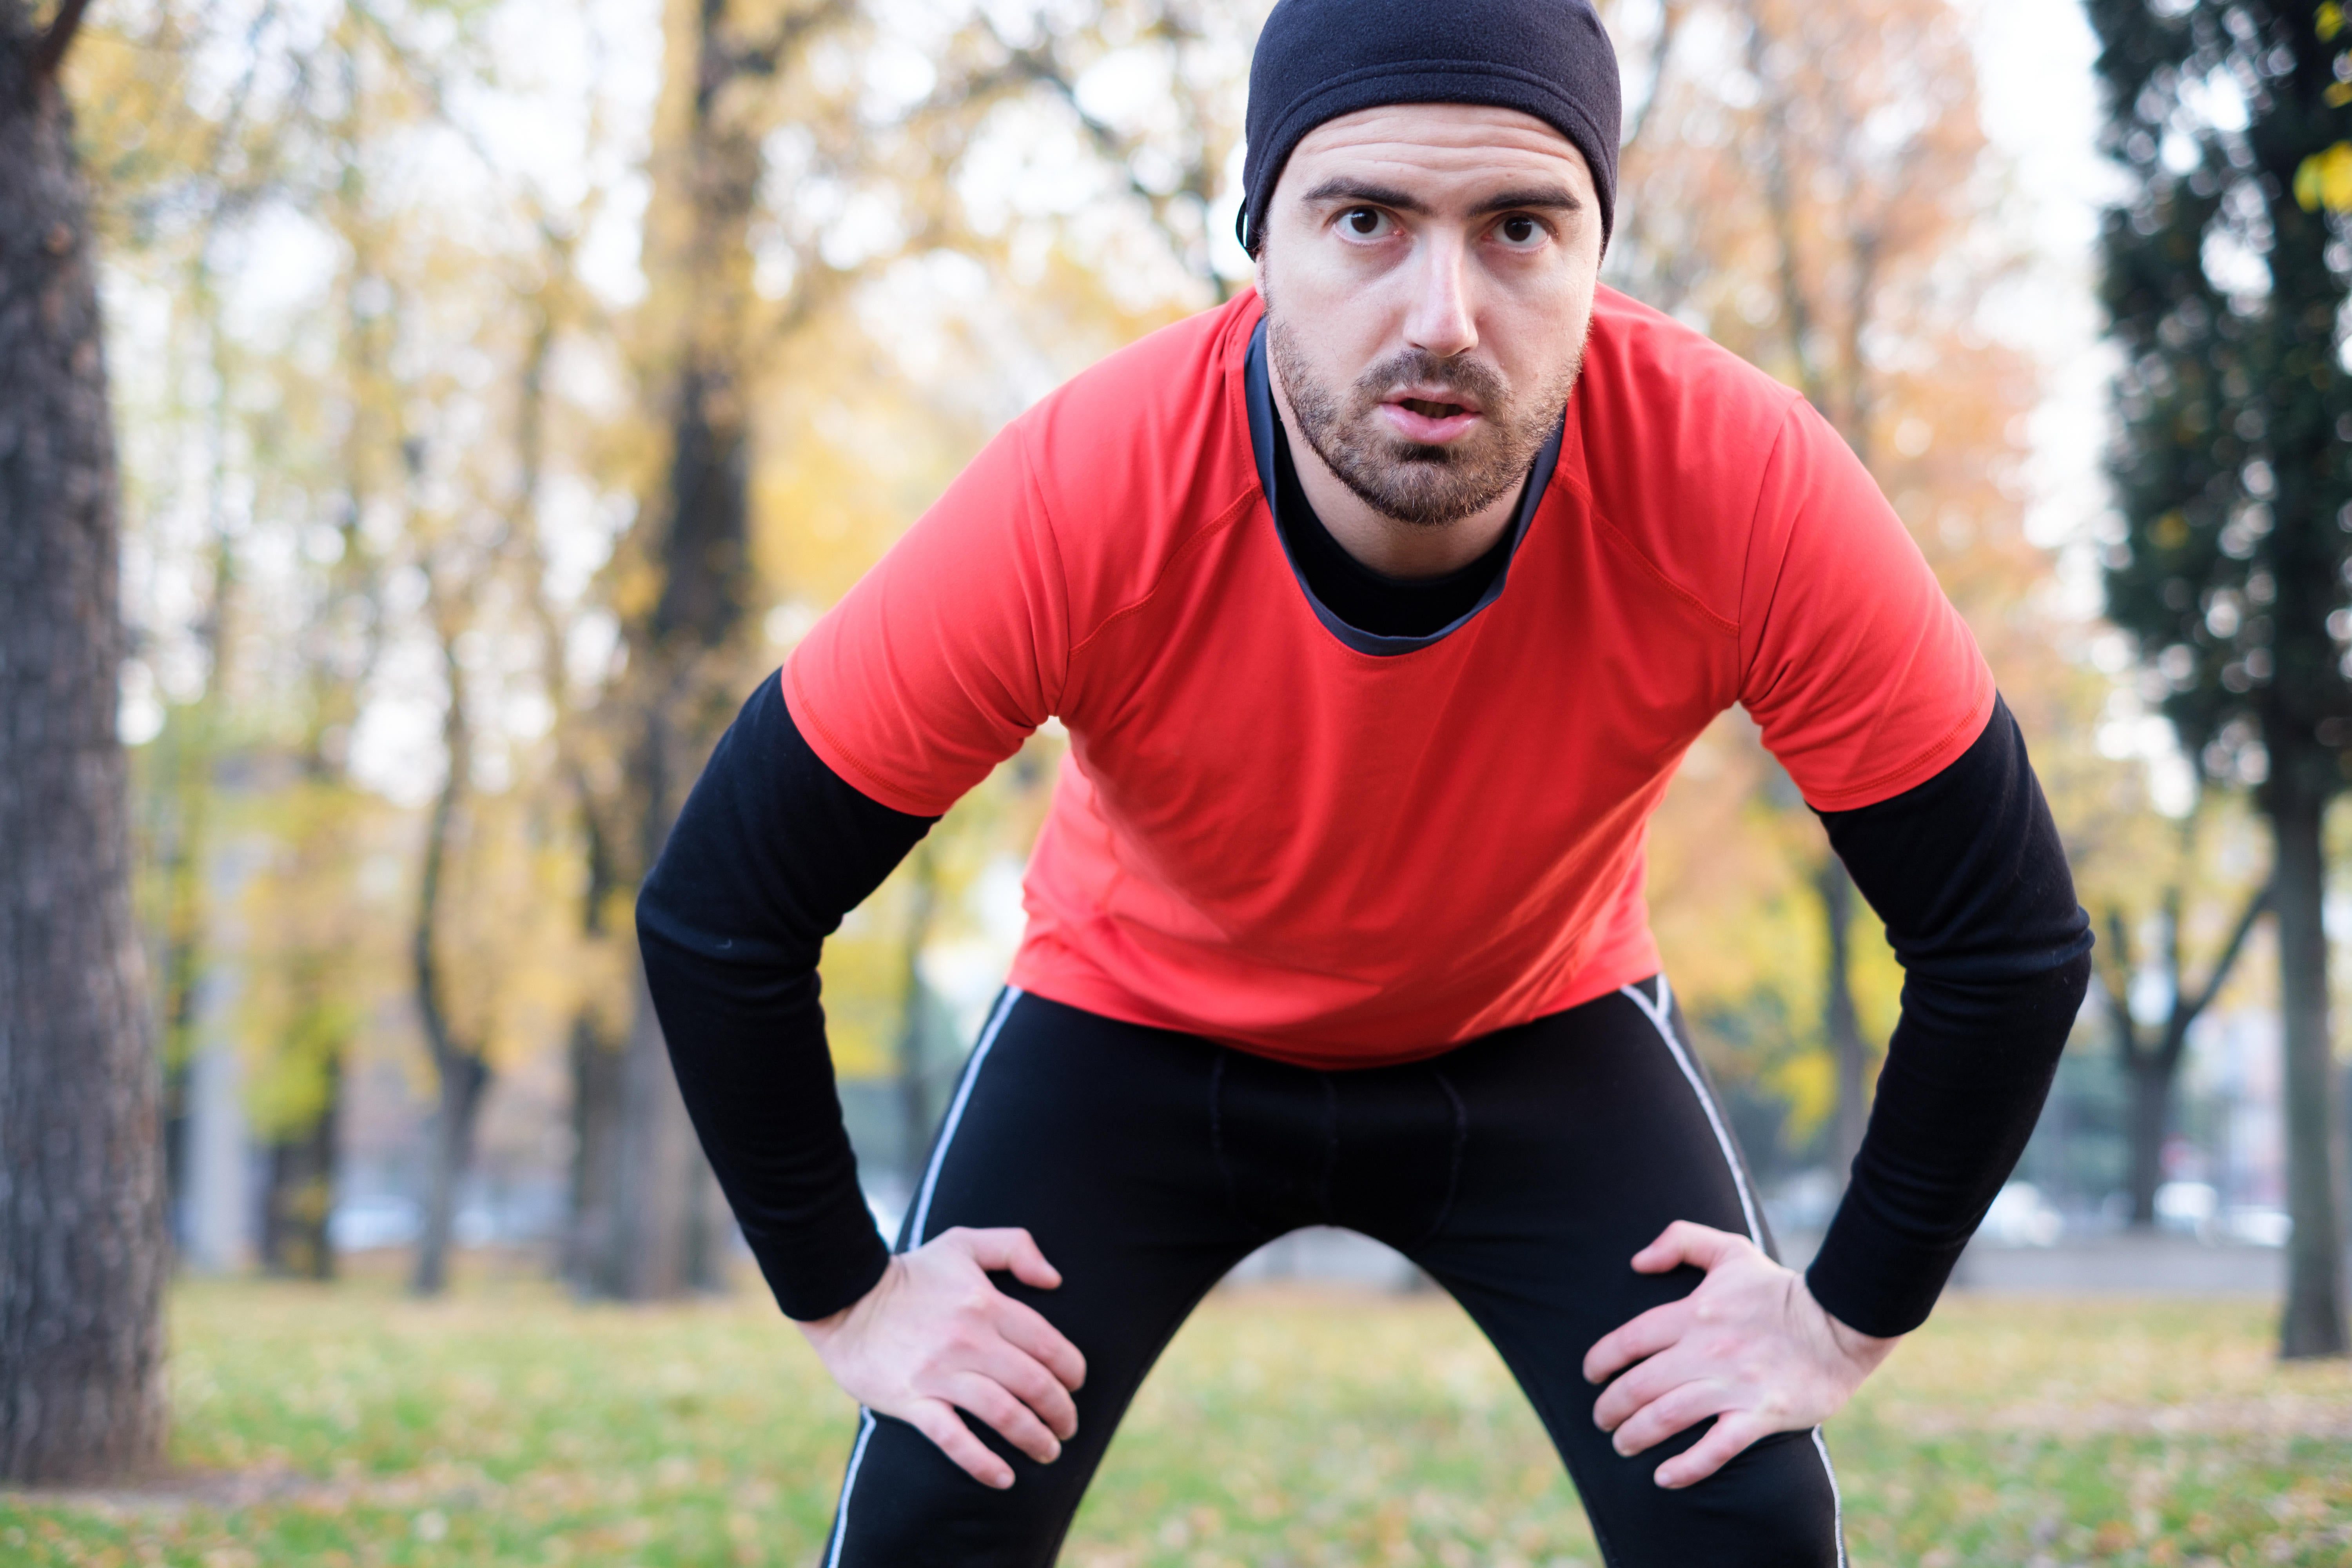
<box><xmin>2087</xmin><ymin>0</ymin><xmax>2352</xmax><ymax>1357</ymax></box>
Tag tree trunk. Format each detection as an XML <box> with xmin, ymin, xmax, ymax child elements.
<box><xmin>2270</xmin><ymin>769</ymin><xmax>2348</xmax><ymax>1358</ymax></box>
<box><xmin>260</xmin><ymin>1060</ymin><xmax>339</xmax><ymax>1281</ymax></box>
<box><xmin>683</xmin><ymin>1146</ymin><xmax>734</xmax><ymax>1294</ymax></box>
<box><xmin>581</xmin><ymin>0</ymin><xmax>774</xmax><ymax>1302</ymax></box>
<box><xmin>562</xmin><ymin>1013</ymin><xmax>625</xmax><ymax>1290</ymax></box>
<box><xmin>606</xmin><ymin>970</ymin><xmax>706</xmax><ymax>1298</ymax></box>
<box><xmin>2126</xmin><ymin>1055</ymin><xmax>2169</xmax><ymax>1229</ymax></box>
<box><xmin>152</xmin><ymin>710</ymin><xmax>212</xmax><ymax>1247</ymax></box>
<box><xmin>1816</xmin><ymin>857</ymin><xmax>1868</xmax><ymax>1182</ymax></box>
<box><xmin>412</xmin><ymin>1054</ymin><xmax>488</xmax><ymax>1296</ymax></box>
<box><xmin>410</xmin><ymin>619</ymin><xmax>494</xmax><ymax>1297</ymax></box>
<box><xmin>2104</xmin><ymin>883</ymin><xmax>2270</xmax><ymax>1232</ymax></box>
<box><xmin>0</xmin><ymin>4</ymin><xmax>170</xmax><ymax>1482</ymax></box>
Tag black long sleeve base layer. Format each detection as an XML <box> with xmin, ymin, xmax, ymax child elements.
<box><xmin>636</xmin><ymin>675</ymin><xmax>936</xmax><ymax>1321</ymax></box>
<box><xmin>638</xmin><ymin>675</ymin><xmax>2089</xmax><ymax>1336</ymax></box>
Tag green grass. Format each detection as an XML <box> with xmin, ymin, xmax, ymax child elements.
<box><xmin>4</xmin><ymin>1272</ymin><xmax>2348</xmax><ymax>1566</ymax></box>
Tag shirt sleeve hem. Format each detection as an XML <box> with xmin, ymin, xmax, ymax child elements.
<box><xmin>1797</xmin><ymin>670</ymin><xmax>1997</xmax><ymax>815</ymax></box>
<box><xmin>780</xmin><ymin>662</ymin><xmax>960</xmax><ymax>819</ymax></box>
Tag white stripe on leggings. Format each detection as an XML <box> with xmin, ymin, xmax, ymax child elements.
<box><xmin>1813</xmin><ymin>1426</ymin><xmax>1849</xmax><ymax>1568</ymax></box>
<box><xmin>824</xmin><ymin>1409</ymin><xmax>876</xmax><ymax>1568</ymax></box>
<box><xmin>1619</xmin><ymin>976</ymin><xmax>1761</xmax><ymax>1245</ymax></box>
<box><xmin>1623</xmin><ymin>976</ymin><xmax>1846</xmax><ymax>1564</ymax></box>
<box><xmin>906</xmin><ymin>985</ymin><xmax>1022</xmax><ymax>1249</ymax></box>
<box><xmin>828</xmin><ymin>986</ymin><xmax>1023</xmax><ymax>1565</ymax></box>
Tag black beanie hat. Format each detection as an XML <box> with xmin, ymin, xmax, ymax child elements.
<box><xmin>1236</xmin><ymin>0</ymin><xmax>1621</xmax><ymax>257</ymax></box>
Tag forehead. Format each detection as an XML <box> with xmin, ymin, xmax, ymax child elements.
<box><xmin>1279</xmin><ymin>103</ymin><xmax>1593</xmax><ymax>200</ymax></box>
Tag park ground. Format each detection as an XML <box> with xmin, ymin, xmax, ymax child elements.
<box><xmin>3</xmin><ymin>1269</ymin><xmax>2350</xmax><ymax>1567</ymax></box>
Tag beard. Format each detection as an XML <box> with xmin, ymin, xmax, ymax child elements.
<box><xmin>1265</xmin><ymin>303</ymin><xmax>1583</xmax><ymax>529</ymax></box>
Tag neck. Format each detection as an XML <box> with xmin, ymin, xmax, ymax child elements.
<box><xmin>1269</xmin><ymin>356</ymin><xmax>1521</xmax><ymax>581</ymax></box>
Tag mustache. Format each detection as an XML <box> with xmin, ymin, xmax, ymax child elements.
<box><xmin>1352</xmin><ymin>349</ymin><xmax>1512</xmax><ymax>415</ymax></box>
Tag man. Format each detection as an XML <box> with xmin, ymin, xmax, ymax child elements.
<box><xmin>637</xmin><ymin>1</ymin><xmax>2093</xmax><ymax>1562</ymax></box>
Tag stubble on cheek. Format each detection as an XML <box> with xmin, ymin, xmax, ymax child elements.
<box><xmin>1264</xmin><ymin>306</ymin><xmax>1583</xmax><ymax>529</ymax></box>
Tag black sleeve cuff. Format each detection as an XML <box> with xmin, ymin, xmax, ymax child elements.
<box><xmin>1803</xmin><ymin>1198</ymin><xmax>1963</xmax><ymax>1340</ymax></box>
<box><xmin>1801</xmin><ymin>953</ymin><xmax>2092</xmax><ymax>1338</ymax></box>
<box><xmin>747</xmin><ymin>1189</ymin><xmax>894</xmax><ymax>1323</ymax></box>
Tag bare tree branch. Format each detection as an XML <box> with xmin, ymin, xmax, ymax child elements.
<box><xmin>728</xmin><ymin>0</ymin><xmax>857</xmax><ymax>80</ymax></box>
<box><xmin>1619</xmin><ymin>0</ymin><xmax>1687</xmax><ymax>155</ymax></box>
<box><xmin>30</xmin><ymin>0</ymin><xmax>94</xmax><ymax>80</ymax></box>
<box><xmin>2173</xmin><ymin>878</ymin><xmax>2274</xmax><ymax>1042</ymax></box>
<box><xmin>2098</xmin><ymin>903</ymin><xmax>2144</xmax><ymax>1067</ymax></box>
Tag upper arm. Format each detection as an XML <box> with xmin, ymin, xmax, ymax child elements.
<box><xmin>784</xmin><ymin>417</ymin><xmax>1073</xmax><ymax>818</ymax></box>
<box><xmin>1817</xmin><ymin>695</ymin><xmax>2090</xmax><ymax>982</ymax></box>
<box><xmin>1737</xmin><ymin>399</ymin><xmax>1993</xmax><ymax>812</ymax></box>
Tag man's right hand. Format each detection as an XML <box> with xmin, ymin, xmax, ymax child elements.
<box><xmin>797</xmin><ymin>1226</ymin><xmax>1087</xmax><ymax>1489</ymax></box>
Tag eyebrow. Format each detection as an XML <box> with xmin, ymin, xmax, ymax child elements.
<box><xmin>1298</xmin><ymin>178</ymin><xmax>1583</xmax><ymax>217</ymax></box>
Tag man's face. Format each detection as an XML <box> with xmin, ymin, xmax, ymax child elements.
<box><xmin>1256</xmin><ymin>103</ymin><xmax>1602</xmax><ymax>528</ymax></box>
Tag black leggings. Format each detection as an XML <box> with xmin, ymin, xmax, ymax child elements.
<box><xmin>821</xmin><ymin>981</ymin><xmax>1846</xmax><ymax>1567</ymax></box>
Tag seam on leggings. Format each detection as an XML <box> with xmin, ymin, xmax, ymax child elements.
<box><xmin>1206</xmin><ymin>1051</ymin><xmax>1280</xmax><ymax>1243</ymax></box>
<box><xmin>1812</xmin><ymin>1426</ymin><xmax>1847</xmax><ymax>1567</ymax></box>
<box><xmin>824</xmin><ymin>1407</ymin><xmax>877</xmax><ymax>1568</ymax></box>
<box><xmin>1317</xmin><ymin>1073</ymin><xmax>1340</xmax><ymax>1223</ymax></box>
<box><xmin>906</xmin><ymin>985</ymin><xmax>1022</xmax><ymax>1250</ymax></box>
<box><xmin>1208</xmin><ymin>1051</ymin><xmax>1241</xmax><ymax>1220</ymax></box>
<box><xmin>1418</xmin><ymin>1065</ymin><xmax>1470</xmax><ymax>1248</ymax></box>
<box><xmin>1619</xmin><ymin>977</ymin><xmax>1763</xmax><ymax>1246</ymax></box>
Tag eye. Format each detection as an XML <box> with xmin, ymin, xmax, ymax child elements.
<box><xmin>1495</xmin><ymin>214</ymin><xmax>1547</xmax><ymax>248</ymax></box>
<box><xmin>1339</xmin><ymin>207</ymin><xmax>1392</xmax><ymax>239</ymax></box>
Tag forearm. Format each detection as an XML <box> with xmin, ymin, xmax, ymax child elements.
<box><xmin>1801</xmin><ymin>695</ymin><xmax>2094</xmax><ymax>1338</ymax></box>
<box><xmin>639</xmin><ymin>933</ymin><xmax>893</xmax><ymax>1319</ymax></box>
<box><xmin>1802</xmin><ymin>958</ymin><xmax>2088</xmax><ymax>1336</ymax></box>
<box><xmin>636</xmin><ymin>670</ymin><xmax>937</xmax><ymax>1321</ymax></box>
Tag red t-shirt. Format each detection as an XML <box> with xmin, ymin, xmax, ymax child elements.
<box><xmin>785</xmin><ymin>287</ymin><xmax>1992</xmax><ymax>1067</ymax></box>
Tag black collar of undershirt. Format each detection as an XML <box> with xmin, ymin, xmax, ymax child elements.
<box><xmin>1245</xmin><ymin>316</ymin><xmax>1563</xmax><ymax>657</ymax></box>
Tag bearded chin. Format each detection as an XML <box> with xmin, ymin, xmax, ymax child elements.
<box><xmin>1266</xmin><ymin>314</ymin><xmax>1581</xmax><ymax>530</ymax></box>
<box><xmin>1346</xmin><ymin>437</ymin><xmax>1515</xmax><ymax>527</ymax></box>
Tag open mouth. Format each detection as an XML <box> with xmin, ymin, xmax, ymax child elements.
<box><xmin>1380</xmin><ymin>393</ymin><xmax>1484</xmax><ymax>444</ymax></box>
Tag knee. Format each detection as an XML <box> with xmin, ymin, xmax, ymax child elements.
<box><xmin>1595</xmin><ymin>1426</ymin><xmax>1843</xmax><ymax>1568</ymax></box>
<box><xmin>826</xmin><ymin>1414</ymin><xmax>1080</xmax><ymax>1568</ymax></box>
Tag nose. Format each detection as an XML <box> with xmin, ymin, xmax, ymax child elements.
<box><xmin>1401</xmin><ymin>228</ymin><xmax>1479</xmax><ymax>360</ymax></box>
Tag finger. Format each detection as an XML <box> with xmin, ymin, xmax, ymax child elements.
<box><xmin>1591</xmin><ymin>1344</ymin><xmax>1696</xmax><ymax>1432</ymax></box>
<box><xmin>1631</xmin><ymin>1220</ymin><xmax>1744</xmax><ymax>1276</ymax></box>
<box><xmin>947</xmin><ymin>1227</ymin><xmax>1063</xmax><ymax>1290</ymax></box>
<box><xmin>1584</xmin><ymin>1298</ymin><xmax>1691</xmax><ymax>1386</ymax></box>
<box><xmin>972</xmin><ymin>1339</ymin><xmax>1081</xmax><ymax>1442</ymax></box>
<box><xmin>947</xmin><ymin>1371</ymin><xmax>1063</xmax><ymax>1466</ymax></box>
<box><xmin>991</xmin><ymin>1294</ymin><xmax>1087</xmax><ymax>1392</ymax></box>
<box><xmin>1610</xmin><ymin>1379</ymin><xmax>1732</xmax><ymax>1459</ymax></box>
<box><xmin>1654</xmin><ymin>1410</ymin><xmax>1771</xmax><ymax>1490</ymax></box>
<box><xmin>904</xmin><ymin>1398</ymin><xmax>1016</xmax><ymax>1490</ymax></box>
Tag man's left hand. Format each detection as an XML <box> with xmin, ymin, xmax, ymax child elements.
<box><xmin>1583</xmin><ymin>1220</ymin><xmax>1900</xmax><ymax>1489</ymax></box>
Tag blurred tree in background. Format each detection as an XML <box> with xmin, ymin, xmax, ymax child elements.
<box><xmin>2089</xmin><ymin>0</ymin><xmax>2351</xmax><ymax>1358</ymax></box>
<box><xmin>1</xmin><ymin>0</ymin><xmax>166</xmax><ymax>1485</ymax></box>
<box><xmin>2089</xmin><ymin>831</ymin><xmax>2270</xmax><ymax>1229</ymax></box>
